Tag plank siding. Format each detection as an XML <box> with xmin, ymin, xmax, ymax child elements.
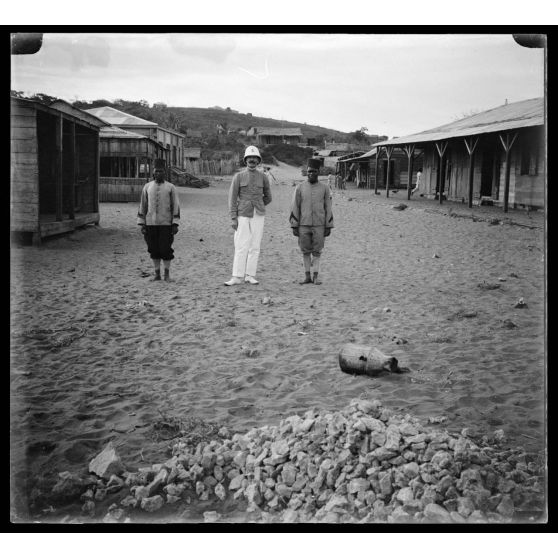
<box><xmin>99</xmin><ymin>177</ymin><xmax>146</xmax><ymax>202</ymax></box>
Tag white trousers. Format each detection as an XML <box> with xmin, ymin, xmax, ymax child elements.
<box><xmin>232</xmin><ymin>214</ymin><xmax>265</xmax><ymax>278</ymax></box>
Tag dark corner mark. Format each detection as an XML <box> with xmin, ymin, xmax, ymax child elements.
<box><xmin>512</xmin><ymin>34</ymin><xmax>546</xmax><ymax>49</ymax></box>
<box><xmin>11</xmin><ymin>33</ymin><xmax>44</xmax><ymax>55</ymax></box>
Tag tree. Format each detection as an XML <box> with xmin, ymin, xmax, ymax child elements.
<box><xmin>350</xmin><ymin>127</ymin><xmax>368</xmax><ymax>143</ymax></box>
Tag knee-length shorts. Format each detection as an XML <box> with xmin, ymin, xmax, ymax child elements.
<box><xmin>144</xmin><ymin>225</ymin><xmax>175</xmax><ymax>260</ymax></box>
<box><xmin>298</xmin><ymin>225</ymin><xmax>325</xmax><ymax>257</ymax></box>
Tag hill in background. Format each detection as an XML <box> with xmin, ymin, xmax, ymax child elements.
<box><xmin>11</xmin><ymin>91</ymin><xmax>381</xmax><ymax>165</ymax></box>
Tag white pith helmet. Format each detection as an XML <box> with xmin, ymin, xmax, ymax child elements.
<box><xmin>244</xmin><ymin>145</ymin><xmax>261</xmax><ymax>162</ymax></box>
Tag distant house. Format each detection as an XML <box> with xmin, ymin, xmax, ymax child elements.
<box><xmin>373</xmin><ymin>97</ymin><xmax>544</xmax><ymax>209</ymax></box>
<box><xmin>11</xmin><ymin>97</ymin><xmax>104</xmax><ymax>244</ymax></box>
<box><xmin>85</xmin><ymin>106</ymin><xmax>185</xmax><ymax>170</ymax></box>
<box><xmin>184</xmin><ymin>147</ymin><xmax>201</xmax><ymax>162</ymax></box>
<box><xmin>255</xmin><ymin>127</ymin><xmax>303</xmax><ymax>146</ymax></box>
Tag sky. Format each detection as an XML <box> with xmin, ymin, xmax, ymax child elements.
<box><xmin>11</xmin><ymin>32</ymin><xmax>545</xmax><ymax>139</ymax></box>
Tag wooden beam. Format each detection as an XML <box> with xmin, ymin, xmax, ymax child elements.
<box><xmin>435</xmin><ymin>141</ymin><xmax>448</xmax><ymax>205</ymax></box>
<box><xmin>464</xmin><ymin>136</ymin><xmax>479</xmax><ymax>208</ymax></box>
<box><xmin>499</xmin><ymin>132</ymin><xmax>518</xmax><ymax>213</ymax></box>
<box><xmin>403</xmin><ymin>144</ymin><xmax>416</xmax><ymax>200</ymax></box>
<box><xmin>384</xmin><ymin>146</ymin><xmax>394</xmax><ymax>198</ymax></box>
<box><xmin>68</xmin><ymin>121</ymin><xmax>75</xmax><ymax>219</ymax></box>
<box><xmin>374</xmin><ymin>149</ymin><xmax>380</xmax><ymax>194</ymax></box>
<box><xmin>55</xmin><ymin>114</ymin><xmax>63</xmax><ymax>221</ymax></box>
<box><xmin>94</xmin><ymin>135</ymin><xmax>100</xmax><ymax>213</ymax></box>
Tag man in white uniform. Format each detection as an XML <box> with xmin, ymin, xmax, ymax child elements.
<box><xmin>224</xmin><ymin>146</ymin><xmax>272</xmax><ymax>286</ymax></box>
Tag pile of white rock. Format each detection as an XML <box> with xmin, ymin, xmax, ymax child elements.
<box><xmin>73</xmin><ymin>398</ymin><xmax>544</xmax><ymax>523</ymax></box>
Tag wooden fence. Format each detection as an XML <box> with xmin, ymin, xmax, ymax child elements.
<box><xmin>184</xmin><ymin>159</ymin><xmax>239</xmax><ymax>176</ymax></box>
<box><xmin>99</xmin><ymin>177</ymin><xmax>145</xmax><ymax>203</ymax></box>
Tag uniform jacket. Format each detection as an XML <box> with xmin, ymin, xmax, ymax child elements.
<box><xmin>289</xmin><ymin>180</ymin><xmax>334</xmax><ymax>228</ymax></box>
<box><xmin>137</xmin><ymin>180</ymin><xmax>180</xmax><ymax>226</ymax></box>
<box><xmin>228</xmin><ymin>168</ymin><xmax>272</xmax><ymax>220</ymax></box>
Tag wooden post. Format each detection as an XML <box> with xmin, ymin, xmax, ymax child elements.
<box><xmin>464</xmin><ymin>136</ymin><xmax>479</xmax><ymax>208</ymax></box>
<box><xmin>385</xmin><ymin>146</ymin><xmax>394</xmax><ymax>198</ymax></box>
<box><xmin>499</xmin><ymin>131</ymin><xmax>518</xmax><ymax>213</ymax></box>
<box><xmin>403</xmin><ymin>144</ymin><xmax>415</xmax><ymax>200</ymax></box>
<box><xmin>94</xmin><ymin>134</ymin><xmax>100</xmax><ymax>213</ymax></box>
<box><xmin>374</xmin><ymin>149</ymin><xmax>379</xmax><ymax>194</ymax></box>
<box><xmin>435</xmin><ymin>141</ymin><xmax>448</xmax><ymax>205</ymax></box>
<box><xmin>55</xmin><ymin>114</ymin><xmax>63</xmax><ymax>221</ymax></box>
<box><xmin>68</xmin><ymin>121</ymin><xmax>75</xmax><ymax>219</ymax></box>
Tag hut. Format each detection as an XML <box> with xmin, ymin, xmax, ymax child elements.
<box><xmin>255</xmin><ymin>127</ymin><xmax>303</xmax><ymax>146</ymax></box>
<box><xmin>11</xmin><ymin>97</ymin><xmax>104</xmax><ymax>245</ymax></box>
<box><xmin>184</xmin><ymin>147</ymin><xmax>202</xmax><ymax>163</ymax></box>
<box><xmin>373</xmin><ymin>98</ymin><xmax>544</xmax><ymax>210</ymax></box>
<box><xmin>84</xmin><ymin>106</ymin><xmax>186</xmax><ymax>170</ymax></box>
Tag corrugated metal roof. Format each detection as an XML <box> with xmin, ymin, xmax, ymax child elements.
<box><xmin>85</xmin><ymin>106</ymin><xmax>158</xmax><ymax>127</ymax></box>
<box><xmin>256</xmin><ymin>127</ymin><xmax>303</xmax><ymax>136</ymax></box>
<box><xmin>49</xmin><ymin>100</ymin><xmax>107</xmax><ymax>128</ymax></box>
<box><xmin>99</xmin><ymin>126</ymin><xmax>147</xmax><ymax>139</ymax></box>
<box><xmin>339</xmin><ymin>147</ymin><xmax>378</xmax><ymax>162</ymax></box>
<box><xmin>374</xmin><ymin>98</ymin><xmax>543</xmax><ymax>147</ymax></box>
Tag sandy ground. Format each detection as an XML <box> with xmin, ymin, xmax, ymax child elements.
<box><xmin>10</xmin><ymin>162</ymin><xmax>546</xmax><ymax>519</ymax></box>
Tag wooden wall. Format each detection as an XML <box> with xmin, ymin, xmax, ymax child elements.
<box><xmin>99</xmin><ymin>177</ymin><xmax>146</xmax><ymax>202</ymax></box>
<box><xmin>11</xmin><ymin>102</ymin><xmax>39</xmax><ymax>232</ymax></box>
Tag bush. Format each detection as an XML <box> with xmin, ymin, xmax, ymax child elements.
<box><xmin>260</xmin><ymin>144</ymin><xmax>314</xmax><ymax>167</ymax></box>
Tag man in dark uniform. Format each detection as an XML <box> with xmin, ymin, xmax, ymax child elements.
<box><xmin>137</xmin><ymin>159</ymin><xmax>181</xmax><ymax>281</ymax></box>
<box><xmin>290</xmin><ymin>158</ymin><xmax>334</xmax><ymax>285</ymax></box>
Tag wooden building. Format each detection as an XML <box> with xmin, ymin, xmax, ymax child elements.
<box><xmin>184</xmin><ymin>147</ymin><xmax>202</xmax><ymax>163</ymax></box>
<box><xmin>373</xmin><ymin>98</ymin><xmax>544</xmax><ymax>210</ymax></box>
<box><xmin>11</xmin><ymin>97</ymin><xmax>104</xmax><ymax>245</ymax></box>
<box><xmin>251</xmin><ymin>127</ymin><xmax>303</xmax><ymax>146</ymax></box>
<box><xmin>338</xmin><ymin>147</ymin><xmax>424</xmax><ymax>190</ymax></box>
<box><xmin>98</xmin><ymin>126</ymin><xmax>167</xmax><ymax>179</ymax></box>
<box><xmin>85</xmin><ymin>106</ymin><xmax>186</xmax><ymax>170</ymax></box>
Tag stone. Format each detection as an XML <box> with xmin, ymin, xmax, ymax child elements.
<box><xmin>215</xmin><ymin>483</ymin><xmax>226</xmax><ymax>501</ymax></box>
<box><xmin>496</xmin><ymin>494</ymin><xmax>515</xmax><ymax>517</ymax></box>
<box><xmin>81</xmin><ymin>500</ymin><xmax>95</xmax><ymax>516</ymax></box>
<box><xmin>467</xmin><ymin>510</ymin><xmax>487</xmax><ymax>523</ymax></box>
<box><xmin>457</xmin><ymin>496</ymin><xmax>475</xmax><ymax>517</ymax></box>
<box><xmin>88</xmin><ymin>441</ymin><xmax>125</xmax><ymax>480</ymax></box>
<box><xmin>348</xmin><ymin>478</ymin><xmax>369</xmax><ymax>494</ymax></box>
<box><xmin>370</xmin><ymin>447</ymin><xmax>396</xmax><ymax>462</ymax></box>
<box><xmin>402</xmin><ymin>462</ymin><xmax>420</xmax><ymax>479</ymax></box>
<box><xmin>245</xmin><ymin>483</ymin><xmax>262</xmax><ymax>506</ymax></box>
<box><xmin>396</xmin><ymin>487</ymin><xmax>414</xmax><ymax>503</ymax></box>
<box><xmin>132</xmin><ymin>485</ymin><xmax>150</xmax><ymax>501</ymax></box>
<box><xmin>270</xmin><ymin>439</ymin><xmax>290</xmax><ymax>459</ymax></box>
<box><xmin>140</xmin><ymin>495</ymin><xmax>164</xmax><ymax>513</ymax></box>
<box><xmin>281</xmin><ymin>463</ymin><xmax>298</xmax><ymax>486</ymax></box>
<box><xmin>203</xmin><ymin>511</ymin><xmax>220</xmax><ymax>523</ymax></box>
<box><xmin>120</xmin><ymin>495</ymin><xmax>138</xmax><ymax>508</ymax></box>
<box><xmin>145</xmin><ymin>468</ymin><xmax>168</xmax><ymax>496</ymax></box>
<box><xmin>424</xmin><ymin>503</ymin><xmax>452</xmax><ymax>523</ymax></box>
<box><xmin>282</xmin><ymin>509</ymin><xmax>299</xmax><ymax>523</ymax></box>
<box><xmin>229</xmin><ymin>474</ymin><xmax>245</xmax><ymax>491</ymax></box>
<box><xmin>449</xmin><ymin>511</ymin><xmax>467</xmax><ymax>523</ymax></box>
<box><xmin>51</xmin><ymin>471</ymin><xmax>92</xmax><ymax>502</ymax></box>
<box><xmin>379</xmin><ymin>471</ymin><xmax>393</xmax><ymax>497</ymax></box>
